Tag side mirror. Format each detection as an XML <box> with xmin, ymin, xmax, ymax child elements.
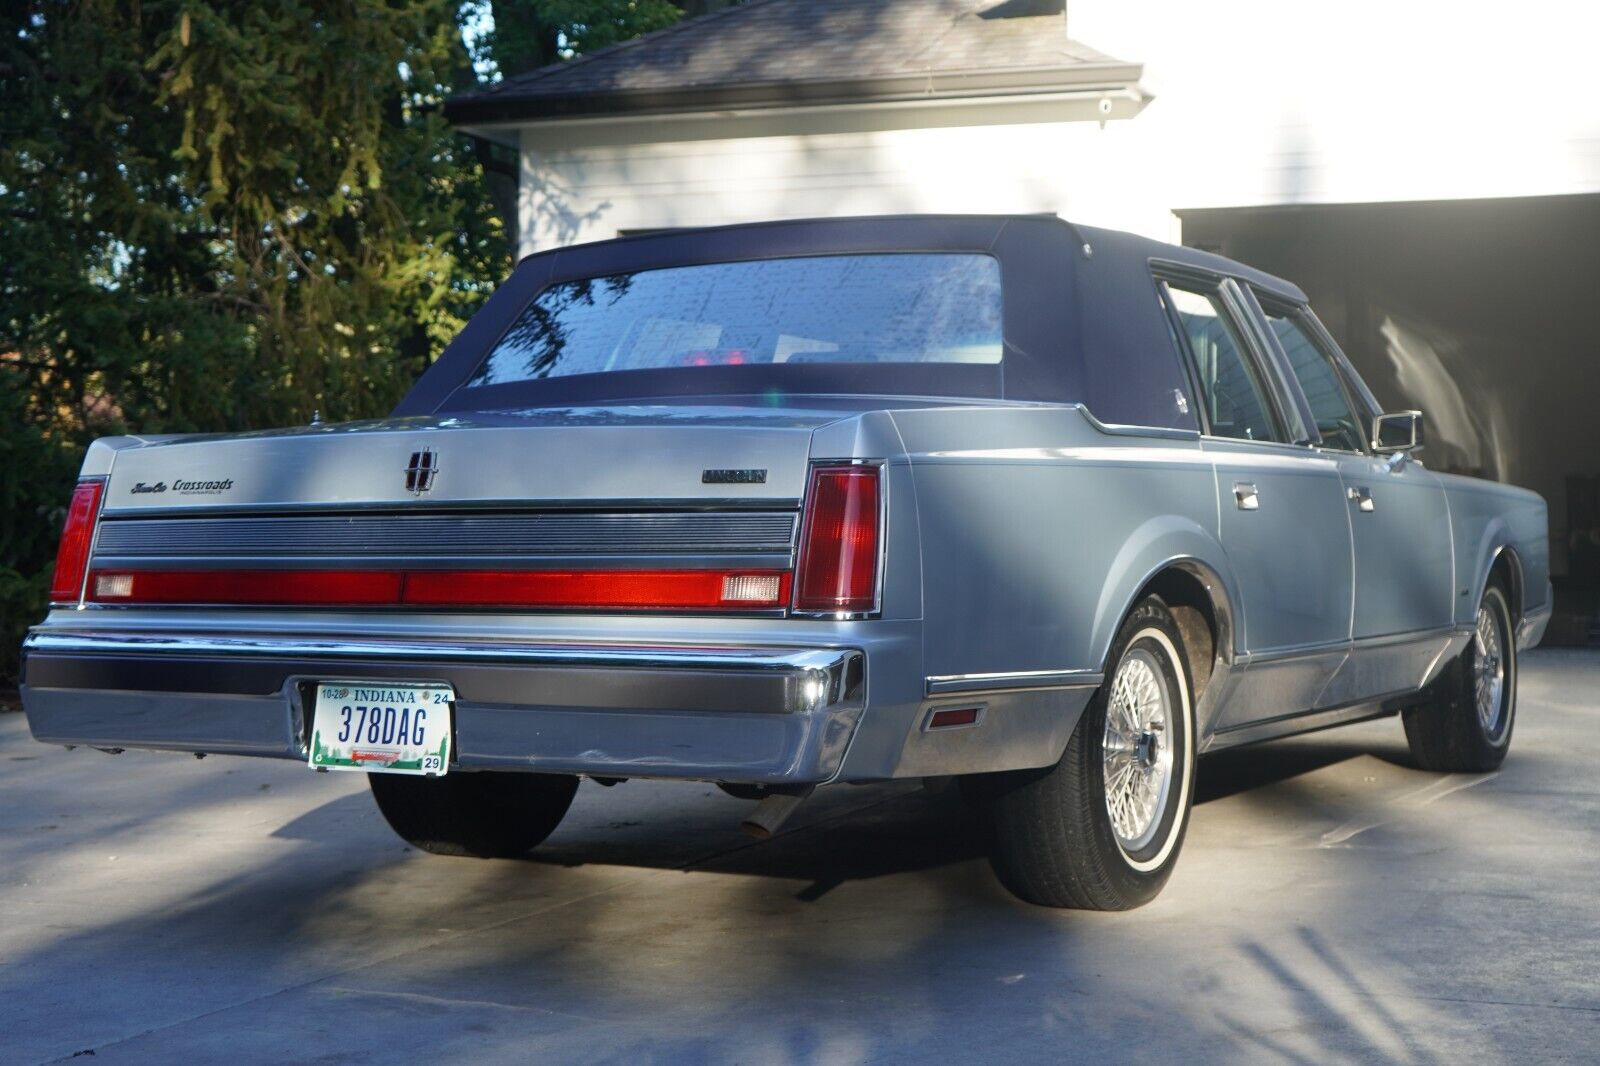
<box><xmin>1372</xmin><ymin>410</ymin><xmax>1424</xmax><ymax>454</ymax></box>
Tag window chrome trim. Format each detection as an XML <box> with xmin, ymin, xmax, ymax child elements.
<box><xmin>1249</xmin><ymin>289</ymin><xmax>1373</xmax><ymax>455</ymax></box>
<box><xmin>1149</xmin><ymin>274</ymin><xmax>1210</xmax><ymax>435</ymax></box>
<box><xmin>1223</xmin><ymin>278</ymin><xmax>1317</xmax><ymax>446</ymax></box>
<box><xmin>1299</xmin><ymin>307</ymin><xmax>1383</xmax><ymax>421</ymax></box>
<box><xmin>1076</xmin><ymin>404</ymin><xmax>1203</xmax><ymax>441</ymax></box>
<box><xmin>1150</xmin><ymin>264</ymin><xmax>1295</xmax><ymax>446</ymax></box>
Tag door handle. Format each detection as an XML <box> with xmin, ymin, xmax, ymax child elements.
<box><xmin>1348</xmin><ymin>485</ymin><xmax>1375</xmax><ymax>512</ymax></box>
<box><xmin>1233</xmin><ymin>482</ymin><xmax>1260</xmax><ymax>511</ymax></box>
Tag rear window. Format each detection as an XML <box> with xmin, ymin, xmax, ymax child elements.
<box><xmin>466</xmin><ymin>253</ymin><xmax>1002</xmax><ymax>388</ymax></box>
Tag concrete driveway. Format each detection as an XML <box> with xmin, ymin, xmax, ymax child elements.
<box><xmin>1</xmin><ymin>649</ymin><xmax>1596</xmax><ymax>1064</ymax></box>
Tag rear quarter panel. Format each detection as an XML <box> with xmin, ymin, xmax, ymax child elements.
<box><xmin>890</xmin><ymin>406</ymin><xmax>1231</xmax><ymax>681</ymax></box>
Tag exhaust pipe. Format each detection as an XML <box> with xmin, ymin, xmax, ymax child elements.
<box><xmin>740</xmin><ymin>786</ymin><xmax>814</xmax><ymax>839</ymax></box>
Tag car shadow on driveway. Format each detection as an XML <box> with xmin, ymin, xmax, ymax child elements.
<box><xmin>1195</xmin><ymin>730</ymin><xmax>1417</xmax><ymax>804</ymax></box>
<box><xmin>6</xmin><ymin>689</ymin><xmax>1587</xmax><ymax>1064</ymax></box>
<box><xmin>273</xmin><ymin>776</ymin><xmax>998</xmax><ymax>906</ymax></box>
<box><xmin>268</xmin><ymin>728</ymin><xmax>1415</xmax><ymax>907</ymax></box>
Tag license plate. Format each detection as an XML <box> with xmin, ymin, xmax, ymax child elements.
<box><xmin>308</xmin><ymin>682</ymin><xmax>453</xmax><ymax>776</ymax></box>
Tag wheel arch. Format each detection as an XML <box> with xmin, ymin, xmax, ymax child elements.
<box><xmin>1465</xmin><ymin>508</ymin><xmax>1525</xmax><ymax>627</ymax></box>
<box><xmin>1136</xmin><ymin>561</ymin><xmax>1234</xmax><ymax>705</ymax></box>
<box><xmin>1089</xmin><ymin>516</ymin><xmax>1240</xmax><ymax>708</ymax></box>
<box><xmin>1485</xmin><ymin>542</ymin><xmax>1525</xmax><ymax>626</ymax></box>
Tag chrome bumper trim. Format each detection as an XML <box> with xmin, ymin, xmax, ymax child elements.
<box><xmin>25</xmin><ymin>629</ymin><xmax>855</xmax><ymax>681</ymax></box>
<box><xmin>21</xmin><ymin>629</ymin><xmax>868</xmax><ymax>783</ymax></box>
<box><xmin>23</xmin><ymin>630</ymin><xmax>866</xmax><ymax>717</ymax></box>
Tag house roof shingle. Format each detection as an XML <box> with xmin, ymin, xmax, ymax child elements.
<box><xmin>446</xmin><ymin>0</ymin><xmax>1142</xmax><ymax>126</ymax></box>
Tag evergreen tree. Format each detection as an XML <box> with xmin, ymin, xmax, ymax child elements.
<box><xmin>0</xmin><ymin>1</ymin><xmax>508</xmax><ymax>678</ymax></box>
<box><xmin>0</xmin><ymin>0</ymin><xmax>736</xmax><ymax>681</ymax></box>
<box><xmin>484</xmin><ymin>0</ymin><xmax>686</xmax><ymax>77</ymax></box>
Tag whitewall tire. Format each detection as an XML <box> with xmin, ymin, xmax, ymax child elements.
<box><xmin>977</xmin><ymin>595</ymin><xmax>1197</xmax><ymax>910</ymax></box>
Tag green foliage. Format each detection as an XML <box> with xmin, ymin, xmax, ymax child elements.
<box><xmin>0</xmin><ymin>0</ymin><xmax>731</xmax><ymax>684</ymax></box>
<box><xmin>0</xmin><ymin>0</ymin><xmax>510</xmax><ymax>681</ymax></box>
<box><xmin>484</xmin><ymin>0</ymin><xmax>686</xmax><ymax>77</ymax></box>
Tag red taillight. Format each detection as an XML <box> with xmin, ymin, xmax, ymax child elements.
<box><xmin>49</xmin><ymin>480</ymin><xmax>104</xmax><ymax>605</ymax></box>
<box><xmin>404</xmin><ymin>569</ymin><xmax>790</xmax><ymax>610</ymax></box>
<box><xmin>793</xmin><ymin>464</ymin><xmax>881</xmax><ymax>615</ymax></box>
<box><xmin>89</xmin><ymin>569</ymin><xmax>404</xmax><ymax>606</ymax></box>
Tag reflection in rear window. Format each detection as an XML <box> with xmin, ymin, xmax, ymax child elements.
<box><xmin>466</xmin><ymin>253</ymin><xmax>1003</xmax><ymax>388</ymax></box>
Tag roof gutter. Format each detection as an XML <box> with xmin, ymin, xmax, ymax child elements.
<box><xmin>445</xmin><ymin>60</ymin><xmax>1145</xmax><ymax>127</ymax></box>
<box><xmin>460</xmin><ymin>86</ymin><xmax>1149</xmax><ymax>150</ymax></box>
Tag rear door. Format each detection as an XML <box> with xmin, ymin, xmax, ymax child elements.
<box><xmin>1253</xmin><ymin>298</ymin><xmax>1455</xmax><ymax>702</ymax></box>
<box><xmin>1157</xmin><ymin>273</ymin><xmax>1354</xmax><ymax>728</ymax></box>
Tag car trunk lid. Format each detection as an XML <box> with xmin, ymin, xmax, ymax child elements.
<box><xmin>98</xmin><ymin>406</ymin><xmax>838</xmax><ymax>514</ymax></box>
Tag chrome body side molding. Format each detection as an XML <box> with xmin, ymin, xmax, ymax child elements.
<box><xmin>1205</xmin><ymin>700</ymin><xmax>1398</xmax><ymax>752</ymax></box>
<box><xmin>1517</xmin><ymin>597</ymin><xmax>1553</xmax><ymax>651</ymax></box>
<box><xmin>924</xmin><ymin>668</ymin><xmax>1103</xmax><ymax>697</ymax></box>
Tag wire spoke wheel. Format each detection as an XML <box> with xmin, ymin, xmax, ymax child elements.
<box><xmin>1473</xmin><ymin>602</ymin><xmax>1506</xmax><ymax>739</ymax></box>
<box><xmin>1402</xmin><ymin>581</ymin><xmax>1517</xmax><ymax>774</ymax></box>
<box><xmin>1101</xmin><ymin>646</ymin><xmax>1175</xmax><ymax>854</ymax></box>
<box><xmin>979</xmin><ymin>596</ymin><xmax>1196</xmax><ymax>910</ymax></box>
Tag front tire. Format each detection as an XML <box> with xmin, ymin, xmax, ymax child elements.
<box><xmin>980</xmin><ymin>596</ymin><xmax>1197</xmax><ymax>909</ymax></box>
<box><xmin>1402</xmin><ymin>582</ymin><xmax>1516</xmax><ymax>773</ymax></box>
<box><xmin>369</xmin><ymin>770</ymin><xmax>580</xmax><ymax>858</ymax></box>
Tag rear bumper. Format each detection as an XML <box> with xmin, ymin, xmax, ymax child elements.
<box><xmin>20</xmin><ymin>630</ymin><xmax>865</xmax><ymax>784</ymax></box>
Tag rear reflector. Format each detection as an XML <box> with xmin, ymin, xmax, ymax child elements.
<box><xmin>794</xmin><ymin>464</ymin><xmax>881</xmax><ymax>614</ymax></box>
<box><xmin>927</xmin><ymin>706</ymin><xmax>982</xmax><ymax>730</ymax></box>
<box><xmin>49</xmin><ymin>480</ymin><xmax>105</xmax><ymax>605</ymax></box>
<box><xmin>85</xmin><ymin>568</ymin><xmax>791</xmax><ymax>611</ymax></box>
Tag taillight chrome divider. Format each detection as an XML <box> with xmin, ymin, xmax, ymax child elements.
<box><xmin>790</xmin><ymin>459</ymin><xmax>886</xmax><ymax>620</ymax></box>
<box><xmin>48</xmin><ymin>478</ymin><xmax>107</xmax><ymax>608</ymax></box>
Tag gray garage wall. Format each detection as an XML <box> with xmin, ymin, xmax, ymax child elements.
<box><xmin>1181</xmin><ymin>195</ymin><xmax>1600</xmax><ymax>638</ymax></box>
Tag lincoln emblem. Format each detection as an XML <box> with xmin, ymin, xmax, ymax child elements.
<box><xmin>405</xmin><ymin>448</ymin><xmax>439</xmax><ymax>494</ymax></box>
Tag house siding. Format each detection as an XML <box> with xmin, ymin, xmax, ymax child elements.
<box><xmin>518</xmin><ymin>118</ymin><xmax>1172</xmax><ymax>253</ymax></box>
<box><xmin>515</xmin><ymin>0</ymin><xmax>1600</xmax><ymax>255</ymax></box>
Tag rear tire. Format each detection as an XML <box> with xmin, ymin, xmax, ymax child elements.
<box><xmin>1402</xmin><ymin>582</ymin><xmax>1516</xmax><ymax>773</ymax></box>
<box><xmin>978</xmin><ymin>596</ymin><xmax>1197</xmax><ymax>910</ymax></box>
<box><xmin>369</xmin><ymin>770</ymin><xmax>579</xmax><ymax>858</ymax></box>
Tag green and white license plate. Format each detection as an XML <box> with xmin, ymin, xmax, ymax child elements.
<box><xmin>308</xmin><ymin>682</ymin><xmax>453</xmax><ymax>776</ymax></box>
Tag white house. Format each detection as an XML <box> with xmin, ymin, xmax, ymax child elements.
<box><xmin>448</xmin><ymin>0</ymin><xmax>1600</xmax><ymax>633</ymax></box>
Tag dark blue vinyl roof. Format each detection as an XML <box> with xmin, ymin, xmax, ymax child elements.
<box><xmin>395</xmin><ymin>214</ymin><xmax>1309</xmax><ymax>431</ymax></box>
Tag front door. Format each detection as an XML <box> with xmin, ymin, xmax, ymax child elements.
<box><xmin>1258</xmin><ymin>304</ymin><xmax>1455</xmax><ymax>704</ymax></box>
<box><xmin>1338</xmin><ymin>455</ymin><xmax>1454</xmax><ymax>640</ymax></box>
<box><xmin>1159</xmin><ymin>280</ymin><xmax>1354</xmax><ymax>729</ymax></box>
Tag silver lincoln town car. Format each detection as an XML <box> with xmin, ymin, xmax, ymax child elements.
<box><xmin>20</xmin><ymin>215</ymin><xmax>1550</xmax><ymax>909</ymax></box>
